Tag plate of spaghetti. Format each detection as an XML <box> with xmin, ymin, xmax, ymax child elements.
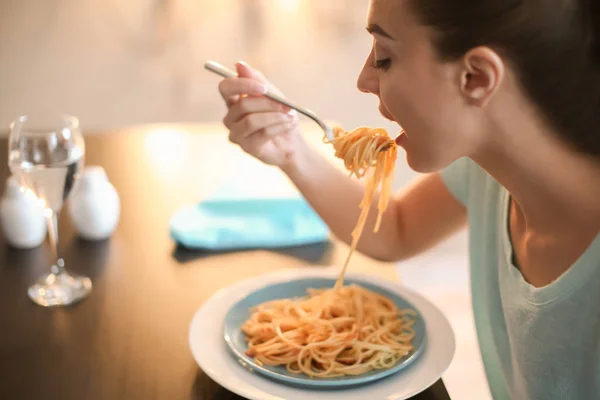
<box><xmin>223</xmin><ymin>276</ymin><xmax>426</xmax><ymax>388</ymax></box>
<box><xmin>189</xmin><ymin>268</ymin><xmax>455</xmax><ymax>400</ymax></box>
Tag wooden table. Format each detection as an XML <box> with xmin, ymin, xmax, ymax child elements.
<box><xmin>0</xmin><ymin>124</ymin><xmax>451</xmax><ymax>400</ymax></box>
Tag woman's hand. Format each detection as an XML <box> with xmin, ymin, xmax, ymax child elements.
<box><xmin>218</xmin><ymin>61</ymin><xmax>303</xmax><ymax>167</ymax></box>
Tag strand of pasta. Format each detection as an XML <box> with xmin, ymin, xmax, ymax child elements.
<box><xmin>323</xmin><ymin>126</ymin><xmax>398</xmax><ymax>288</ymax></box>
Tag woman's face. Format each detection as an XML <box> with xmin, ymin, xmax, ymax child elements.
<box><xmin>357</xmin><ymin>0</ymin><xmax>484</xmax><ymax>173</ymax></box>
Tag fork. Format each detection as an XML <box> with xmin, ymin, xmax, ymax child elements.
<box><xmin>204</xmin><ymin>60</ymin><xmax>336</xmax><ymax>141</ymax></box>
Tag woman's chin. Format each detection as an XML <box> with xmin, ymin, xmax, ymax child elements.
<box><xmin>403</xmin><ymin>142</ymin><xmax>449</xmax><ymax>173</ymax></box>
<box><xmin>405</xmin><ymin>153</ymin><xmax>428</xmax><ymax>173</ymax></box>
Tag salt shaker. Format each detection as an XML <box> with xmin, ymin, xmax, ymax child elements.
<box><xmin>0</xmin><ymin>176</ymin><xmax>47</xmax><ymax>248</ymax></box>
<box><xmin>68</xmin><ymin>166</ymin><xmax>120</xmax><ymax>240</ymax></box>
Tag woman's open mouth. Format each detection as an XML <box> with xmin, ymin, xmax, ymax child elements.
<box><xmin>378</xmin><ymin>105</ymin><xmax>407</xmax><ymax>145</ymax></box>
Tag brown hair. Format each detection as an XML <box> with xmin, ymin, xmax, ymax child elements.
<box><xmin>409</xmin><ymin>0</ymin><xmax>600</xmax><ymax>156</ymax></box>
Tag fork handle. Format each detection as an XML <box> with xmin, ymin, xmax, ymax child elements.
<box><xmin>204</xmin><ymin>60</ymin><xmax>238</xmax><ymax>79</ymax></box>
<box><xmin>204</xmin><ymin>61</ymin><xmax>321</xmax><ymax>122</ymax></box>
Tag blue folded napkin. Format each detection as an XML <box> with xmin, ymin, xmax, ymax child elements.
<box><xmin>169</xmin><ymin>197</ymin><xmax>330</xmax><ymax>251</ymax></box>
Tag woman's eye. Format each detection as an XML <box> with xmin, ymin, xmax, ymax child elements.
<box><xmin>372</xmin><ymin>58</ymin><xmax>391</xmax><ymax>71</ymax></box>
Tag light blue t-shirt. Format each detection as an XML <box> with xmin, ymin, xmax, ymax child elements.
<box><xmin>440</xmin><ymin>157</ymin><xmax>600</xmax><ymax>400</ymax></box>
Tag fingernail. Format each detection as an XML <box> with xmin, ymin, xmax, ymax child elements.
<box><xmin>287</xmin><ymin>110</ymin><xmax>299</xmax><ymax>122</ymax></box>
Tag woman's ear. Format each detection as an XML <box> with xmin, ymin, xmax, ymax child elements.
<box><xmin>459</xmin><ymin>46</ymin><xmax>505</xmax><ymax>107</ymax></box>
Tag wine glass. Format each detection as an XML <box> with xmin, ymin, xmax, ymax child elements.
<box><xmin>8</xmin><ymin>114</ymin><xmax>92</xmax><ymax>307</ymax></box>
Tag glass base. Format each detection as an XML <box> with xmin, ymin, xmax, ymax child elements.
<box><xmin>27</xmin><ymin>270</ymin><xmax>92</xmax><ymax>307</ymax></box>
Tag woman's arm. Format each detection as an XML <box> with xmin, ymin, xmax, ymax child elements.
<box><xmin>283</xmin><ymin>144</ymin><xmax>467</xmax><ymax>262</ymax></box>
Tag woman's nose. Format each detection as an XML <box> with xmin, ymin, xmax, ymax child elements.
<box><xmin>357</xmin><ymin>50</ymin><xmax>379</xmax><ymax>95</ymax></box>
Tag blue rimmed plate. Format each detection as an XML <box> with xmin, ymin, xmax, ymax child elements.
<box><xmin>223</xmin><ymin>277</ymin><xmax>427</xmax><ymax>389</ymax></box>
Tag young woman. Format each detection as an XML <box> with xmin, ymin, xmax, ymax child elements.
<box><xmin>216</xmin><ymin>0</ymin><xmax>600</xmax><ymax>398</ymax></box>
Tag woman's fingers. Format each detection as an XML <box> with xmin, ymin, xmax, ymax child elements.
<box><xmin>223</xmin><ymin>96</ymin><xmax>289</xmax><ymax>127</ymax></box>
<box><xmin>218</xmin><ymin>61</ymin><xmax>287</xmax><ymax>109</ymax></box>
<box><xmin>235</xmin><ymin>61</ymin><xmax>269</xmax><ymax>84</ymax></box>
<box><xmin>218</xmin><ymin>77</ymin><xmax>266</xmax><ymax>106</ymax></box>
<box><xmin>235</xmin><ymin>123</ymin><xmax>295</xmax><ymax>159</ymax></box>
<box><xmin>228</xmin><ymin>113</ymin><xmax>294</xmax><ymax>143</ymax></box>
<box><xmin>236</xmin><ymin>61</ymin><xmax>287</xmax><ymax>97</ymax></box>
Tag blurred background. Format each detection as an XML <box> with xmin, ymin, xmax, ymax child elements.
<box><xmin>1</xmin><ymin>0</ymin><xmax>393</xmax><ymax>131</ymax></box>
<box><xmin>0</xmin><ymin>0</ymin><xmax>488</xmax><ymax>398</ymax></box>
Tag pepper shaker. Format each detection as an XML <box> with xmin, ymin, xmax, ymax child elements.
<box><xmin>68</xmin><ymin>166</ymin><xmax>120</xmax><ymax>240</ymax></box>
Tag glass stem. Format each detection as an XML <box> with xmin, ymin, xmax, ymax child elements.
<box><xmin>46</xmin><ymin>211</ymin><xmax>63</xmax><ymax>275</ymax></box>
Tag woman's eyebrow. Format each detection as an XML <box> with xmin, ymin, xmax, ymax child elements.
<box><xmin>366</xmin><ymin>24</ymin><xmax>395</xmax><ymax>40</ymax></box>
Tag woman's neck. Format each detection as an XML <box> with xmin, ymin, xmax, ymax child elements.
<box><xmin>472</xmin><ymin>102</ymin><xmax>600</xmax><ymax>234</ymax></box>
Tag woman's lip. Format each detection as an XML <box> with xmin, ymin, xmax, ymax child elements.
<box><xmin>395</xmin><ymin>130</ymin><xmax>407</xmax><ymax>145</ymax></box>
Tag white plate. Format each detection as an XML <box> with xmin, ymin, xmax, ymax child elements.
<box><xmin>189</xmin><ymin>267</ymin><xmax>456</xmax><ymax>400</ymax></box>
